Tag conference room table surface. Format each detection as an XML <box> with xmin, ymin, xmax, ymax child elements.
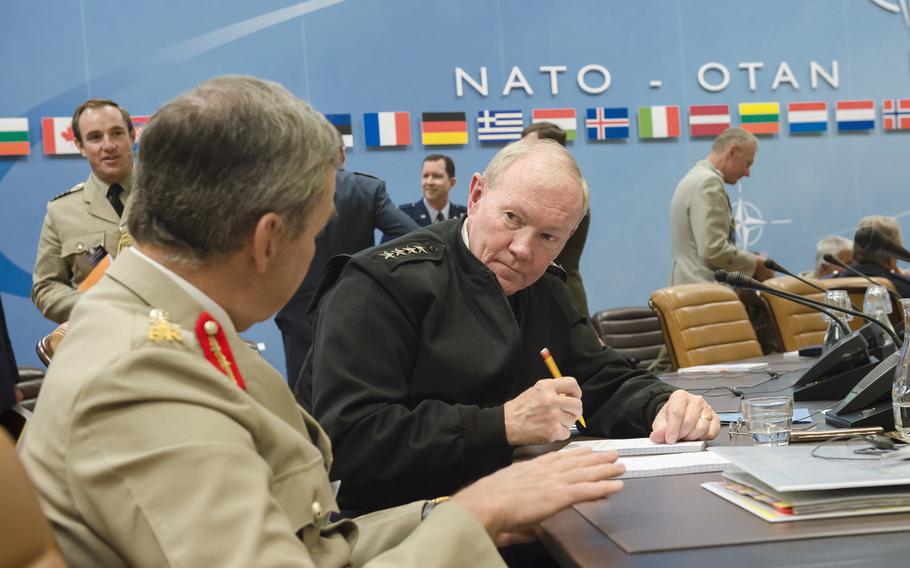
<box><xmin>536</xmin><ymin>353</ymin><xmax>910</xmax><ymax>568</ymax></box>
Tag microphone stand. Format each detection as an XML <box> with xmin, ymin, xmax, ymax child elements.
<box><xmin>764</xmin><ymin>258</ymin><xmax>827</xmax><ymax>294</ymax></box>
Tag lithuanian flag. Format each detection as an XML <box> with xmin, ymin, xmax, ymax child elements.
<box><xmin>0</xmin><ymin>118</ymin><xmax>29</xmax><ymax>156</ymax></box>
<box><xmin>739</xmin><ymin>102</ymin><xmax>780</xmax><ymax>135</ymax></box>
<box><xmin>421</xmin><ymin>112</ymin><xmax>468</xmax><ymax>145</ymax></box>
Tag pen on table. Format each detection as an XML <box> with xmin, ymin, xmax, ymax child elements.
<box><xmin>539</xmin><ymin>347</ymin><xmax>587</xmax><ymax>429</ymax></box>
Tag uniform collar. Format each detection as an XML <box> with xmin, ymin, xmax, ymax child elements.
<box><xmin>423</xmin><ymin>198</ymin><xmax>450</xmax><ymax>221</ymax></box>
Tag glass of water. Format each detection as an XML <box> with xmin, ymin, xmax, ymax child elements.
<box><xmin>740</xmin><ymin>396</ymin><xmax>793</xmax><ymax>446</ymax></box>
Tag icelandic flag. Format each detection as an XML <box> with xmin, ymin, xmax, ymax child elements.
<box><xmin>883</xmin><ymin>99</ymin><xmax>910</xmax><ymax>131</ymax></box>
<box><xmin>585</xmin><ymin>108</ymin><xmax>629</xmax><ymax>140</ymax></box>
<box><xmin>477</xmin><ymin>110</ymin><xmax>524</xmax><ymax>142</ymax></box>
<box><xmin>787</xmin><ymin>102</ymin><xmax>827</xmax><ymax>134</ymax></box>
<box><xmin>326</xmin><ymin>113</ymin><xmax>353</xmax><ymax>147</ymax></box>
<box><xmin>835</xmin><ymin>100</ymin><xmax>874</xmax><ymax>131</ymax></box>
<box><xmin>364</xmin><ymin>112</ymin><xmax>411</xmax><ymax>147</ymax></box>
<box><xmin>41</xmin><ymin>117</ymin><xmax>80</xmax><ymax>155</ymax></box>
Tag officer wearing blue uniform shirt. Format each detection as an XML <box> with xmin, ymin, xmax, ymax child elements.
<box><xmin>400</xmin><ymin>154</ymin><xmax>467</xmax><ymax>226</ymax></box>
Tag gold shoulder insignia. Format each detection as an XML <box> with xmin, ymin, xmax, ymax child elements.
<box><xmin>49</xmin><ymin>183</ymin><xmax>85</xmax><ymax>202</ymax></box>
<box><xmin>147</xmin><ymin>309</ymin><xmax>183</xmax><ymax>343</ymax></box>
<box><xmin>117</xmin><ymin>226</ymin><xmax>133</xmax><ymax>254</ymax></box>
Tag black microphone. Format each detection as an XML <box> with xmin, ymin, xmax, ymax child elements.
<box><xmin>855</xmin><ymin>227</ymin><xmax>910</xmax><ymax>263</ymax></box>
<box><xmin>716</xmin><ymin>270</ymin><xmax>900</xmax><ymax>346</ymax></box>
<box><xmin>764</xmin><ymin>257</ymin><xmax>826</xmax><ymax>294</ymax></box>
<box><xmin>823</xmin><ymin>253</ymin><xmax>881</xmax><ymax>288</ymax></box>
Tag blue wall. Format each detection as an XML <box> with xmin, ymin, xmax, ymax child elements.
<box><xmin>3</xmin><ymin>0</ymin><xmax>910</xmax><ymax>376</ymax></box>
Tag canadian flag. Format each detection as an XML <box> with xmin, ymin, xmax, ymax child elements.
<box><xmin>41</xmin><ymin>117</ymin><xmax>80</xmax><ymax>155</ymax></box>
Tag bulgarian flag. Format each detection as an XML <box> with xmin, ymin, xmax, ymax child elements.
<box><xmin>0</xmin><ymin>118</ymin><xmax>29</xmax><ymax>156</ymax></box>
<box><xmin>364</xmin><ymin>112</ymin><xmax>411</xmax><ymax>147</ymax></box>
<box><xmin>638</xmin><ymin>106</ymin><xmax>680</xmax><ymax>138</ymax></box>
<box><xmin>421</xmin><ymin>112</ymin><xmax>468</xmax><ymax>145</ymax></box>
<box><xmin>739</xmin><ymin>102</ymin><xmax>780</xmax><ymax>135</ymax></box>
<box><xmin>42</xmin><ymin>117</ymin><xmax>80</xmax><ymax>155</ymax></box>
<box><xmin>530</xmin><ymin>108</ymin><xmax>578</xmax><ymax>140</ymax></box>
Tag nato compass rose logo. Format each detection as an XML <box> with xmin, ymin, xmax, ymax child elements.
<box><xmin>731</xmin><ymin>184</ymin><xmax>791</xmax><ymax>248</ymax></box>
<box><xmin>871</xmin><ymin>0</ymin><xmax>910</xmax><ymax>28</ymax></box>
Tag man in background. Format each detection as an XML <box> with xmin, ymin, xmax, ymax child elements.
<box><xmin>806</xmin><ymin>235</ymin><xmax>853</xmax><ymax>278</ymax></box>
<box><xmin>399</xmin><ymin>154</ymin><xmax>467</xmax><ymax>226</ymax></box>
<box><xmin>31</xmin><ymin>99</ymin><xmax>136</xmax><ymax>323</ymax></box>
<box><xmin>836</xmin><ymin>215</ymin><xmax>910</xmax><ymax>297</ymax></box>
<box><xmin>276</xmin><ymin>134</ymin><xmax>417</xmax><ymax>381</ymax></box>
<box><xmin>521</xmin><ymin>121</ymin><xmax>590</xmax><ymax>316</ymax></box>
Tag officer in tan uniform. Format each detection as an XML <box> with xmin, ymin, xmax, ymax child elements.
<box><xmin>21</xmin><ymin>75</ymin><xmax>627</xmax><ymax>567</ymax></box>
<box><xmin>31</xmin><ymin>99</ymin><xmax>136</xmax><ymax>323</ymax></box>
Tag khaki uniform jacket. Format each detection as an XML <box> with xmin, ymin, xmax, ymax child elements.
<box><xmin>31</xmin><ymin>172</ymin><xmax>133</xmax><ymax>324</ymax></box>
<box><xmin>669</xmin><ymin>160</ymin><xmax>758</xmax><ymax>285</ymax></box>
<box><xmin>21</xmin><ymin>248</ymin><xmax>501</xmax><ymax>568</ymax></box>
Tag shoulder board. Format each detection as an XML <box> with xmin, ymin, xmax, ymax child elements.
<box><xmin>399</xmin><ymin>201</ymin><xmax>419</xmax><ymax>211</ymax></box>
<box><xmin>351</xmin><ymin>171</ymin><xmax>381</xmax><ymax>181</ymax></box>
<box><xmin>49</xmin><ymin>182</ymin><xmax>85</xmax><ymax>202</ymax></box>
<box><xmin>373</xmin><ymin>241</ymin><xmax>443</xmax><ymax>265</ymax></box>
<box><xmin>547</xmin><ymin>262</ymin><xmax>567</xmax><ymax>282</ymax></box>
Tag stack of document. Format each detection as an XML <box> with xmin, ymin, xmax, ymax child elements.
<box><xmin>676</xmin><ymin>362</ymin><xmax>769</xmax><ymax>374</ymax></box>
<box><xmin>562</xmin><ymin>438</ymin><xmax>729</xmax><ymax>479</ymax></box>
<box><xmin>704</xmin><ymin>445</ymin><xmax>910</xmax><ymax>522</ymax></box>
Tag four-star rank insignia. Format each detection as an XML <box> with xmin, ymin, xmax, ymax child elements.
<box><xmin>147</xmin><ymin>309</ymin><xmax>183</xmax><ymax>343</ymax></box>
<box><xmin>377</xmin><ymin>243</ymin><xmax>430</xmax><ymax>261</ymax></box>
<box><xmin>195</xmin><ymin>311</ymin><xmax>246</xmax><ymax>391</ymax></box>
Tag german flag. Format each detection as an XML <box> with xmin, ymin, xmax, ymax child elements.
<box><xmin>421</xmin><ymin>112</ymin><xmax>468</xmax><ymax>145</ymax></box>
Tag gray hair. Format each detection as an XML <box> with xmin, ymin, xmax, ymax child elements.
<box><xmin>814</xmin><ymin>235</ymin><xmax>852</xmax><ymax>274</ymax></box>
<box><xmin>711</xmin><ymin>127</ymin><xmax>757</xmax><ymax>154</ymax></box>
<box><xmin>855</xmin><ymin>215</ymin><xmax>903</xmax><ymax>266</ymax></box>
<box><xmin>129</xmin><ymin>75</ymin><xmax>337</xmax><ymax>264</ymax></box>
<box><xmin>483</xmin><ymin>138</ymin><xmax>589</xmax><ymax>221</ymax></box>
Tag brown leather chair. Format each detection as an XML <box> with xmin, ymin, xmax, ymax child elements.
<box><xmin>590</xmin><ymin>307</ymin><xmax>665</xmax><ymax>369</ymax></box>
<box><xmin>0</xmin><ymin>430</ymin><xmax>67</xmax><ymax>567</ymax></box>
<box><xmin>760</xmin><ymin>276</ymin><xmax>828</xmax><ymax>352</ymax></box>
<box><xmin>823</xmin><ymin>277</ymin><xmax>899</xmax><ymax>331</ymax></box>
<box><xmin>36</xmin><ymin>323</ymin><xmax>68</xmax><ymax>368</ymax></box>
<box><xmin>649</xmin><ymin>283</ymin><xmax>762</xmax><ymax>369</ymax></box>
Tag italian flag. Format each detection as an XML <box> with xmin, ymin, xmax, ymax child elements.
<box><xmin>42</xmin><ymin>117</ymin><xmax>80</xmax><ymax>155</ymax></box>
<box><xmin>530</xmin><ymin>108</ymin><xmax>578</xmax><ymax>140</ymax></box>
<box><xmin>0</xmin><ymin>118</ymin><xmax>29</xmax><ymax>156</ymax></box>
<box><xmin>638</xmin><ymin>106</ymin><xmax>680</xmax><ymax>139</ymax></box>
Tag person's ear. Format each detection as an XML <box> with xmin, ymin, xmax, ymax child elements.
<box><xmin>467</xmin><ymin>174</ymin><xmax>484</xmax><ymax>215</ymax></box>
<box><xmin>250</xmin><ymin>212</ymin><xmax>282</xmax><ymax>274</ymax></box>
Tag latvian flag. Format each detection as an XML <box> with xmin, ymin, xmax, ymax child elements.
<box><xmin>883</xmin><ymin>99</ymin><xmax>910</xmax><ymax>131</ymax></box>
<box><xmin>530</xmin><ymin>108</ymin><xmax>577</xmax><ymax>140</ymax></box>
<box><xmin>41</xmin><ymin>117</ymin><xmax>80</xmax><ymax>155</ymax></box>
<box><xmin>477</xmin><ymin>110</ymin><xmax>523</xmax><ymax>142</ymax></box>
<box><xmin>835</xmin><ymin>100</ymin><xmax>874</xmax><ymax>131</ymax></box>
<box><xmin>0</xmin><ymin>118</ymin><xmax>29</xmax><ymax>156</ymax></box>
<box><xmin>738</xmin><ymin>103</ymin><xmax>779</xmax><ymax>135</ymax></box>
<box><xmin>585</xmin><ymin>107</ymin><xmax>629</xmax><ymax>140</ymax></box>
<box><xmin>325</xmin><ymin>113</ymin><xmax>353</xmax><ymax>147</ymax></box>
<box><xmin>787</xmin><ymin>102</ymin><xmax>827</xmax><ymax>134</ymax></box>
<box><xmin>364</xmin><ymin>112</ymin><xmax>411</xmax><ymax>147</ymax></box>
<box><xmin>421</xmin><ymin>112</ymin><xmax>468</xmax><ymax>145</ymax></box>
<box><xmin>638</xmin><ymin>105</ymin><xmax>680</xmax><ymax>139</ymax></box>
<box><xmin>688</xmin><ymin>105</ymin><xmax>730</xmax><ymax>137</ymax></box>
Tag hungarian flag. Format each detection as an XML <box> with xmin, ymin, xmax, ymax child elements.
<box><xmin>42</xmin><ymin>117</ymin><xmax>80</xmax><ymax>155</ymax></box>
<box><xmin>738</xmin><ymin>102</ymin><xmax>779</xmax><ymax>135</ymax></box>
<box><xmin>0</xmin><ymin>118</ymin><xmax>29</xmax><ymax>156</ymax></box>
<box><xmin>883</xmin><ymin>99</ymin><xmax>910</xmax><ymax>131</ymax></box>
<box><xmin>638</xmin><ymin>105</ymin><xmax>680</xmax><ymax>139</ymax></box>
<box><xmin>688</xmin><ymin>105</ymin><xmax>730</xmax><ymax>137</ymax></box>
<box><xmin>787</xmin><ymin>102</ymin><xmax>827</xmax><ymax>134</ymax></box>
<box><xmin>421</xmin><ymin>112</ymin><xmax>468</xmax><ymax>145</ymax></box>
<box><xmin>530</xmin><ymin>108</ymin><xmax>577</xmax><ymax>140</ymax></box>
<box><xmin>836</xmin><ymin>100</ymin><xmax>874</xmax><ymax>131</ymax></box>
<box><xmin>325</xmin><ymin>113</ymin><xmax>353</xmax><ymax>147</ymax></box>
<box><xmin>364</xmin><ymin>112</ymin><xmax>411</xmax><ymax>147</ymax></box>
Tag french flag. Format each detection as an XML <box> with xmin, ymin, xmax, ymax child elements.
<box><xmin>835</xmin><ymin>100</ymin><xmax>874</xmax><ymax>132</ymax></box>
<box><xmin>364</xmin><ymin>112</ymin><xmax>411</xmax><ymax>147</ymax></box>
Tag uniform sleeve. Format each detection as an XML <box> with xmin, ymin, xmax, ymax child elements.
<box><xmin>372</xmin><ymin>180</ymin><xmax>418</xmax><ymax>240</ymax></box>
<box><xmin>688</xmin><ymin>179</ymin><xmax>758</xmax><ymax>276</ymax></box>
<box><xmin>31</xmin><ymin>210</ymin><xmax>80</xmax><ymax>323</ymax></box>
<box><xmin>308</xmin><ymin>262</ymin><xmax>507</xmax><ymax>487</ymax></box>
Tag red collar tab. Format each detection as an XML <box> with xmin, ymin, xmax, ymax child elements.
<box><xmin>195</xmin><ymin>311</ymin><xmax>246</xmax><ymax>391</ymax></box>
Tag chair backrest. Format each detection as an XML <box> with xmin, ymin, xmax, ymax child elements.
<box><xmin>649</xmin><ymin>283</ymin><xmax>762</xmax><ymax>369</ymax></box>
<box><xmin>761</xmin><ymin>276</ymin><xmax>828</xmax><ymax>352</ymax></box>
<box><xmin>36</xmin><ymin>323</ymin><xmax>68</xmax><ymax>368</ymax></box>
<box><xmin>823</xmin><ymin>277</ymin><xmax>900</xmax><ymax>331</ymax></box>
<box><xmin>590</xmin><ymin>307</ymin><xmax>665</xmax><ymax>369</ymax></box>
<box><xmin>0</xmin><ymin>430</ymin><xmax>67</xmax><ymax>568</ymax></box>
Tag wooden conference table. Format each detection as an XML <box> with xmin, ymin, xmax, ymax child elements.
<box><xmin>537</xmin><ymin>354</ymin><xmax>910</xmax><ymax>567</ymax></box>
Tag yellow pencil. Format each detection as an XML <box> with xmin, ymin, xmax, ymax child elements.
<box><xmin>539</xmin><ymin>347</ymin><xmax>587</xmax><ymax>429</ymax></box>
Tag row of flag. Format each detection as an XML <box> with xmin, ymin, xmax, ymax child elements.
<box><xmin>2</xmin><ymin>99</ymin><xmax>908</xmax><ymax>157</ymax></box>
<box><xmin>0</xmin><ymin>116</ymin><xmax>150</xmax><ymax>156</ymax></box>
